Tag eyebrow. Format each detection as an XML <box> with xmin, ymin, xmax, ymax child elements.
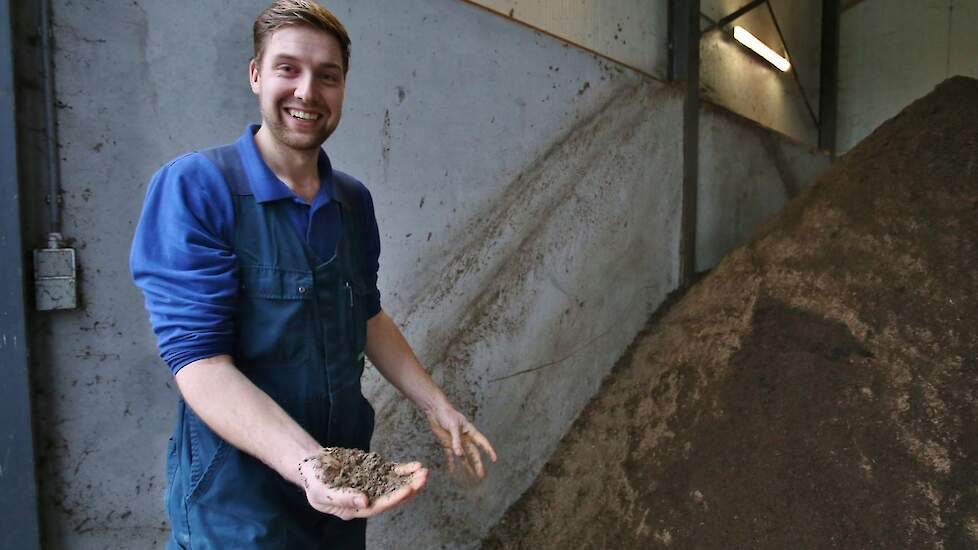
<box><xmin>269</xmin><ymin>54</ymin><xmax>343</xmax><ymax>72</ymax></box>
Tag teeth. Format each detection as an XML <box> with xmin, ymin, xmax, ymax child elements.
<box><xmin>288</xmin><ymin>109</ymin><xmax>321</xmax><ymax>120</ymax></box>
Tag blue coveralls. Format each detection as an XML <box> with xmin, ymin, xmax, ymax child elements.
<box><xmin>165</xmin><ymin>145</ymin><xmax>375</xmax><ymax>549</ymax></box>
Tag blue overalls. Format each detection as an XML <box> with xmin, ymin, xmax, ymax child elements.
<box><xmin>164</xmin><ymin>145</ymin><xmax>375</xmax><ymax>549</ymax></box>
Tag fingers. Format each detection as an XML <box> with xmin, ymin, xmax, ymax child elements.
<box><xmin>467</xmin><ymin>426</ymin><xmax>498</xmax><ymax>463</ymax></box>
<box><xmin>404</xmin><ymin>465</ymin><xmax>429</xmax><ymax>492</ymax></box>
<box><xmin>331</xmin><ymin>489</ymin><xmax>369</xmax><ymax>510</ymax></box>
<box><xmin>450</xmin><ymin>423</ymin><xmax>464</xmax><ymax>457</ymax></box>
<box><xmin>441</xmin><ymin>445</ymin><xmax>455</xmax><ymax>473</ymax></box>
<box><xmin>460</xmin><ymin>454</ymin><xmax>479</xmax><ymax>479</ymax></box>
<box><xmin>305</xmin><ymin>459</ymin><xmax>432</xmax><ymax>521</ymax></box>
<box><xmin>426</xmin><ymin>409</ymin><xmax>499</xmax><ymax>478</ymax></box>
<box><xmin>426</xmin><ymin>411</ymin><xmax>458</xmax><ymax>471</ymax></box>
<box><xmin>463</xmin><ymin>438</ymin><xmax>486</xmax><ymax>479</ymax></box>
<box><xmin>308</xmin><ymin>486</ymin><xmax>369</xmax><ymax>511</ymax></box>
<box><xmin>426</xmin><ymin>412</ymin><xmax>453</xmax><ymax>448</ymax></box>
<box><xmin>427</xmin><ymin>408</ymin><xmax>464</xmax><ymax>456</ymax></box>
<box><xmin>356</xmin><ymin>466</ymin><xmax>429</xmax><ymax>518</ymax></box>
<box><xmin>453</xmin><ymin>425</ymin><xmax>499</xmax><ymax>481</ymax></box>
<box><xmin>311</xmin><ymin>486</ymin><xmax>405</xmax><ymax>520</ymax></box>
<box><xmin>365</xmin><ymin>481</ymin><xmax>414</xmax><ymax>515</ymax></box>
<box><xmin>392</xmin><ymin>461</ymin><xmax>423</xmax><ymax>476</ymax></box>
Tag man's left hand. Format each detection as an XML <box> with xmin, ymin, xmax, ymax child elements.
<box><xmin>425</xmin><ymin>405</ymin><xmax>497</xmax><ymax>480</ymax></box>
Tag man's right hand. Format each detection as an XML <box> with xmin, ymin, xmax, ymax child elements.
<box><xmin>301</xmin><ymin>461</ymin><xmax>429</xmax><ymax>520</ymax></box>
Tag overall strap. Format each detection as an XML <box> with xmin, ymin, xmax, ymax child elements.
<box><xmin>199</xmin><ymin>144</ymin><xmax>253</xmax><ymax>196</ymax></box>
<box><xmin>331</xmin><ymin>171</ymin><xmax>366</xmax><ymax>285</ymax></box>
<box><xmin>330</xmin><ymin>170</ymin><xmax>362</xmax><ymax>212</ymax></box>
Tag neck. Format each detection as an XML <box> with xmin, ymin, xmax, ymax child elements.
<box><xmin>253</xmin><ymin>126</ymin><xmax>320</xmax><ymax>202</ymax></box>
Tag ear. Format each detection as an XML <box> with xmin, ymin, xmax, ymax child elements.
<box><xmin>249</xmin><ymin>58</ymin><xmax>261</xmax><ymax>95</ymax></box>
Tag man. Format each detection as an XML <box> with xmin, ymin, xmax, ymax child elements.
<box><xmin>130</xmin><ymin>2</ymin><xmax>496</xmax><ymax>547</ymax></box>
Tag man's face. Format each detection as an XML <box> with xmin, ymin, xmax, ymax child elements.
<box><xmin>249</xmin><ymin>24</ymin><xmax>346</xmax><ymax>151</ymax></box>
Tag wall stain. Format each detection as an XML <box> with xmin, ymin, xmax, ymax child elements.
<box><xmin>379</xmin><ymin>81</ymin><xmax>672</xmax><ymax>423</ymax></box>
<box><xmin>381</xmin><ymin>108</ymin><xmax>391</xmax><ymax>182</ymax></box>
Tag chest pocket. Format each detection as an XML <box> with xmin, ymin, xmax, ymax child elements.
<box><xmin>236</xmin><ymin>265</ymin><xmax>314</xmax><ymax>366</ymax></box>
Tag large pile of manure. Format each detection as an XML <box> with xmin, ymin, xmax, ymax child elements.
<box><xmin>484</xmin><ymin>76</ymin><xmax>978</xmax><ymax>549</ymax></box>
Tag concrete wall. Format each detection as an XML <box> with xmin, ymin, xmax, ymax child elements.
<box><xmin>10</xmin><ymin>0</ymin><xmax>829</xmax><ymax>548</ymax></box>
<box><xmin>14</xmin><ymin>1</ymin><xmax>675</xmax><ymax>548</ymax></box>
<box><xmin>697</xmin><ymin>102</ymin><xmax>831</xmax><ymax>270</ymax></box>
<box><xmin>701</xmin><ymin>0</ymin><xmax>823</xmax><ymax>146</ymax></box>
<box><xmin>837</xmin><ymin>0</ymin><xmax>978</xmax><ymax>152</ymax></box>
<box><xmin>467</xmin><ymin>0</ymin><xmax>825</xmax><ymax>146</ymax></box>
<box><xmin>467</xmin><ymin>0</ymin><xmax>668</xmax><ymax>78</ymax></box>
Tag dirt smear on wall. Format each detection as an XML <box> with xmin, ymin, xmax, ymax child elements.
<box><xmin>484</xmin><ymin>76</ymin><xmax>978</xmax><ymax>549</ymax></box>
<box><xmin>365</xmin><ymin>78</ymin><xmax>682</xmax><ymax>548</ymax></box>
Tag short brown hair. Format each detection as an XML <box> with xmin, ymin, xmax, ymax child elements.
<box><xmin>253</xmin><ymin>0</ymin><xmax>351</xmax><ymax>74</ymax></box>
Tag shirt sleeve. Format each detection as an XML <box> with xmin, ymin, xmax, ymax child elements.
<box><xmin>358</xmin><ymin>184</ymin><xmax>383</xmax><ymax>318</ymax></box>
<box><xmin>130</xmin><ymin>153</ymin><xmax>238</xmax><ymax>375</ymax></box>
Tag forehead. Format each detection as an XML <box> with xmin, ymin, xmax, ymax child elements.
<box><xmin>262</xmin><ymin>24</ymin><xmax>343</xmax><ymax>67</ymax></box>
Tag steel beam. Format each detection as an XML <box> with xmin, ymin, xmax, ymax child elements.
<box><xmin>699</xmin><ymin>0</ymin><xmax>766</xmax><ymax>35</ymax></box>
<box><xmin>670</xmin><ymin>0</ymin><xmax>701</xmax><ymax>286</ymax></box>
<box><xmin>0</xmin><ymin>1</ymin><xmax>42</xmax><ymax>549</ymax></box>
<box><xmin>819</xmin><ymin>0</ymin><xmax>841</xmax><ymax>154</ymax></box>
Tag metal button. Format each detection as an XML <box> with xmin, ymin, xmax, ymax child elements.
<box><xmin>298</xmin><ymin>286</ymin><xmax>307</xmax><ymax>294</ymax></box>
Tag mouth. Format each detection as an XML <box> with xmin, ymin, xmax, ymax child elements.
<box><xmin>286</xmin><ymin>108</ymin><xmax>323</xmax><ymax>121</ymax></box>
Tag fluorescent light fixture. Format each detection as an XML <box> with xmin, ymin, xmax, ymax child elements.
<box><xmin>733</xmin><ymin>25</ymin><xmax>791</xmax><ymax>72</ymax></box>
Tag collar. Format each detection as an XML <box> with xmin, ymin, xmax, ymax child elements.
<box><xmin>233</xmin><ymin>124</ymin><xmax>338</xmax><ymax>205</ymax></box>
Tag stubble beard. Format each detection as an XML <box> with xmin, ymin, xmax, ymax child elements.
<box><xmin>263</xmin><ymin>104</ymin><xmax>336</xmax><ymax>152</ymax></box>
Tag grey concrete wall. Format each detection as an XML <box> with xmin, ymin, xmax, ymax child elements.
<box><xmin>374</xmin><ymin>79</ymin><xmax>684</xmax><ymax>549</ymax></box>
<box><xmin>467</xmin><ymin>0</ymin><xmax>825</xmax><ymax>146</ymax></box>
<box><xmin>697</xmin><ymin>101</ymin><xmax>831</xmax><ymax>271</ymax></box>
<box><xmin>11</xmin><ymin>0</ymin><xmax>830</xmax><ymax>548</ymax></box>
<box><xmin>838</xmin><ymin>0</ymin><xmax>978</xmax><ymax>152</ymax></box>
<box><xmin>468</xmin><ymin>0</ymin><xmax>668</xmax><ymax>77</ymax></box>
<box><xmin>701</xmin><ymin>0</ymin><xmax>823</xmax><ymax>146</ymax></box>
<box><xmin>15</xmin><ymin>1</ymin><xmax>675</xmax><ymax>548</ymax></box>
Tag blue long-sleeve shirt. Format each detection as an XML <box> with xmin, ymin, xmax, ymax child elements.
<box><xmin>131</xmin><ymin>125</ymin><xmax>382</xmax><ymax>375</ymax></box>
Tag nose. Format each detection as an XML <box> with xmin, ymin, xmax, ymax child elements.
<box><xmin>294</xmin><ymin>73</ymin><xmax>315</xmax><ymax>103</ymax></box>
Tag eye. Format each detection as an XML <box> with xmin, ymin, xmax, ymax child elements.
<box><xmin>319</xmin><ymin>72</ymin><xmax>340</xmax><ymax>83</ymax></box>
<box><xmin>277</xmin><ymin>64</ymin><xmax>296</xmax><ymax>74</ymax></box>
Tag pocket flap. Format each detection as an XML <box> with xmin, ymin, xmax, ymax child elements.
<box><xmin>239</xmin><ymin>265</ymin><xmax>313</xmax><ymax>300</ymax></box>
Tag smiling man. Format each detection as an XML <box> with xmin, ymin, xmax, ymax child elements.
<box><xmin>130</xmin><ymin>2</ymin><xmax>495</xmax><ymax>548</ymax></box>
